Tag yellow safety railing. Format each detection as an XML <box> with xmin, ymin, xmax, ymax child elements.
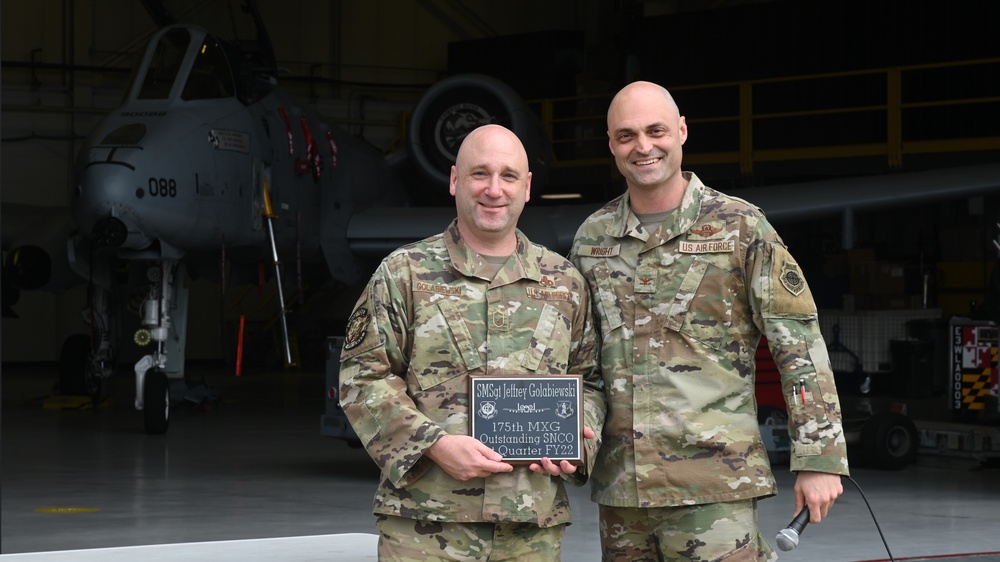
<box><xmin>529</xmin><ymin>57</ymin><xmax>1000</xmax><ymax>177</ymax></box>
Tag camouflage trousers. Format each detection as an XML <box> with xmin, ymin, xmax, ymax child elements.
<box><xmin>599</xmin><ymin>499</ymin><xmax>778</xmax><ymax>562</ymax></box>
<box><xmin>375</xmin><ymin>514</ymin><xmax>566</xmax><ymax>561</ymax></box>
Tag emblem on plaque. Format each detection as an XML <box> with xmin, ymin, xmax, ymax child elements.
<box><xmin>555</xmin><ymin>400</ymin><xmax>574</xmax><ymax>419</ymax></box>
<box><xmin>478</xmin><ymin>400</ymin><xmax>497</xmax><ymax>420</ymax></box>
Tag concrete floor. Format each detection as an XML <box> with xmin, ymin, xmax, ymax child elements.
<box><xmin>2</xmin><ymin>361</ymin><xmax>999</xmax><ymax>561</ymax></box>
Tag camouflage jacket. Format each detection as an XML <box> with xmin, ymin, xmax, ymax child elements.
<box><xmin>339</xmin><ymin>220</ymin><xmax>606</xmax><ymax>526</ymax></box>
<box><xmin>569</xmin><ymin>172</ymin><xmax>849</xmax><ymax>508</ymax></box>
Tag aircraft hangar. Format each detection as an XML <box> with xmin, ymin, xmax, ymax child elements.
<box><xmin>2</xmin><ymin>0</ymin><xmax>1000</xmax><ymax>560</ymax></box>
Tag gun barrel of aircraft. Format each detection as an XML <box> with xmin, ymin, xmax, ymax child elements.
<box><xmin>92</xmin><ymin>217</ymin><xmax>129</xmax><ymax>248</ymax></box>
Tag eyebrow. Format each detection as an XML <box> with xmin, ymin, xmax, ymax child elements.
<box><xmin>468</xmin><ymin>163</ymin><xmax>522</xmax><ymax>176</ymax></box>
<box><xmin>612</xmin><ymin>121</ymin><xmax>670</xmax><ymax>135</ymax></box>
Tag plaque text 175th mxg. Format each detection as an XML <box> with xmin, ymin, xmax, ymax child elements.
<box><xmin>469</xmin><ymin>374</ymin><xmax>583</xmax><ymax>464</ymax></box>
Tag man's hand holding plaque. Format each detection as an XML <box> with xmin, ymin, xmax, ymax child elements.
<box><xmin>528</xmin><ymin>426</ymin><xmax>596</xmax><ymax>476</ymax></box>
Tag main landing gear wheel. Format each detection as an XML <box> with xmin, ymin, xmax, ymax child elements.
<box><xmin>408</xmin><ymin>74</ymin><xmax>551</xmax><ymax>201</ymax></box>
<box><xmin>858</xmin><ymin>412</ymin><xmax>918</xmax><ymax>470</ymax></box>
<box><xmin>58</xmin><ymin>334</ymin><xmax>103</xmax><ymax>401</ymax></box>
<box><xmin>143</xmin><ymin>370</ymin><xmax>170</xmax><ymax>435</ymax></box>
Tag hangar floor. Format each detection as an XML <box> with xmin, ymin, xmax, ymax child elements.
<box><xmin>1</xmin><ymin>361</ymin><xmax>999</xmax><ymax>561</ymax></box>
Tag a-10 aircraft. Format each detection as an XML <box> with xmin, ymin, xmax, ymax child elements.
<box><xmin>5</xmin><ymin>0</ymin><xmax>998</xmax><ymax>436</ymax></box>
<box><xmin>1</xmin><ymin>0</ymin><xmax>586</xmax><ymax>434</ymax></box>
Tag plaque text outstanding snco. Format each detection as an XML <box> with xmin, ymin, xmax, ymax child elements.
<box><xmin>468</xmin><ymin>374</ymin><xmax>584</xmax><ymax>464</ymax></box>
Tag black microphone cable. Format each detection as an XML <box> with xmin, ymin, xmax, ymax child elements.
<box><xmin>845</xmin><ymin>475</ymin><xmax>896</xmax><ymax>562</ymax></box>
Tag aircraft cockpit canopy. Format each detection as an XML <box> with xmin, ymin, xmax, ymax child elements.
<box><xmin>137</xmin><ymin>27</ymin><xmax>189</xmax><ymax>100</ymax></box>
<box><xmin>133</xmin><ymin>26</ymin><xmax>236</xmax><ymax>103</ymax></box>
<box><xmin>182</xmin><ymin>37</ymin><xmax>236</xmax><ymax>101</ymax></box>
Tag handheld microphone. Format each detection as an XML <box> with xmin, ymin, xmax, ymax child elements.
<box><xmin>775</xmin><ymin>506</ymin><xmax>810</xmax><ymax>552</ymax></box>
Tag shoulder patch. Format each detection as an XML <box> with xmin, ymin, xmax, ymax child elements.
<box><xmin>344</xmin><ymin>307</ymin><xmax>371</xmax><ymax>350</ymax></box>
<box><xmin>780</xmin><ymin>261</ymin><xmax>806</xmax><ymax>296</ymax></box>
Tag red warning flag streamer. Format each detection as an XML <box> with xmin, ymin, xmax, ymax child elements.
<box><xmin>277</xmin><ymin>107</ymin><xmax>294</xmax><ymax>156</ymax></box>
<box><xmin>235</xmin><ymin>314</ymin><xmax>246</xmax><ymax>377</ymax></box>
<box><xmin>300</xmin><ymin>117</ymin><xmax>321</xmax><ymax>181</ymax></box>
<box><xmin>327</xmin><ymin>131</ymin><xmax>338</xmax><ymax>169</ymax></box>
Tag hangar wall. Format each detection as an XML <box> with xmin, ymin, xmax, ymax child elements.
<box><xmin>2</xmin><ymin>0</ymin><xmax>998</xmax><ymax>364</ymax></box>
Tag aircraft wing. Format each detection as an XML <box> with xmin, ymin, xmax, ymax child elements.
<box><xmin>735</xmin><ymin>162</ymin><xmax>1000</xmax><ymax>223</ymax></box>
<box><xmin>347</xmin><ymin>163</ymin><xmax>1000</xmax><ymax>259</ymax></box>
<box><xmin>345</xmin><ymin>204</ymin><xmax>602</xmax><ymax>258</ymax></box>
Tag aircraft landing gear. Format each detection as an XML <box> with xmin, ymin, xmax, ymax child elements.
<box><xmin>57</xmin><ymin>272</ymin><xmax>117</xmax><ymax>404</ymax></box>
<box><xmin>133</xmin><ymin>260</ymin><xmax>189</xmax><ymax>435</ymax></box>
<box><xmin>58</xmin><ymin>334</ymin><xmax>114</xmax><ymax>404</ymax></box>
<box><xmin>142</xmin><ymin>369</ymin><xmax>170</xmax><ymax>435</ymax></box>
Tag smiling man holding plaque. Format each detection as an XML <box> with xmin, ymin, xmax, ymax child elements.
<box><xmin>339</xmin><ymin>124</ymin><xmax>606</xmax><ymax>561</ymax></box>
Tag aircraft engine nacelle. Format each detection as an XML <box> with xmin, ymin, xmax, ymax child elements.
<box><xmin>2</xmin><ymin>207</ymin><xmax>82</xmax><ymax>295</ymax></box>
<box><xmin>407</xmin><ymin>74</ymin><xmax>551</xmax><ymax>201</ymax></box>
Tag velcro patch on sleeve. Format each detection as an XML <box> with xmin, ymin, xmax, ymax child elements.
<box><xmin>344</xmin><ymin>307</ymin><xmax>370</xmax><ymax>351</ymax></box>
<box><xmin>341</xmin><ymin>296</ymin><xmax>381</xmax><ymax>360</ymax></box>
<box><xmin>780</xmin><ymin>262</ymin><xmax>806</xmax><ymax>296</ymax></box>
<box><xmin>771</xmin><ymin>246</ymin><xmax>817</xmax><ymax>316</ymax></box>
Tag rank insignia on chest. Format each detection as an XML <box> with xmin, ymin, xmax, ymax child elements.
<box><xmin>634</xmin><ymin>266</ymin><xmax>657</xmax><ymax>293</ymax></box>
<box><xmin>780</xmin><ymin>262</ymin><xmax>806</xmax><ymax>296</ymax></box>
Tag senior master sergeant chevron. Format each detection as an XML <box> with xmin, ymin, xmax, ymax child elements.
<box><xmin>569</xmin><ymin>81</ymin><xmax>850</xmax><ymax>561</ymax></box>
<box><xmin>339</xmin><ymin>124</ymin><xmax>606</xmax><ymax>561</ymax></box>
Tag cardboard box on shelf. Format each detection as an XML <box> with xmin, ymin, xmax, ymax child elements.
<box><xmin>847</xmin><ymin>248</ymin><xmax>876</xmax><ymax>265</ymax></box>
<box><xmin>850</xmin><ymin>261</ymin><xmax>907</xmax><ymax>295</ymax></box>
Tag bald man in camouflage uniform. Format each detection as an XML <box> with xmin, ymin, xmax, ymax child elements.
<box><xmin>340</xmin><ymin>124</ymin><xmax>606</xmax><ymax>561</ymax></box>
<box><xmin>569</xmin><ymin>82</ymin><xmax>849</xmax><ymax>561</ymax></box>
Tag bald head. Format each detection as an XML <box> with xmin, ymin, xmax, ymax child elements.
<box><xmin>449</xmin><ymin>124</ymin><xmax>532</xmax><ymax>255</ymax></box>
<box><xmin>454</xmin><ymin>124</ymin><xmax>530</xmax><ymax>174</ymax></box>
<box><xmin>607</xmin><ymin>81</ymin><xmax>681</xmax><ymax>133</ymax></box>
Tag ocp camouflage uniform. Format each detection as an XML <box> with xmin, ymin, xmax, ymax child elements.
<box><xmin>340</xmin><ymin>220</ymin><xmax>606</xmax><ymax>559</ymax></box>
<box><xmin>569</xmin><ymin>172</ymin><xmax>849</xmax><ymax>561</ymax></box>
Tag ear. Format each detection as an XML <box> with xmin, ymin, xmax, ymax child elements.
<box><xmin>678</xmin><ymin>116</ymin><xmax>688</xmax><ymax>145</ymax></box>
<box><xmin>449</xmin><ymin>165</ymin><xmax>458</xmax><ymax>196</ymax></box>
<box><xmin>524</xmin><ymin>171</ymin><xmax>532</xmax><ymax>203</ymax></box>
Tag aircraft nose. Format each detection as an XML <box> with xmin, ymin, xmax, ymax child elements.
<box><xmin>92</xmin><ymin>217</ymin><xmax>129</xmax><ymax>247</ymax></box>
